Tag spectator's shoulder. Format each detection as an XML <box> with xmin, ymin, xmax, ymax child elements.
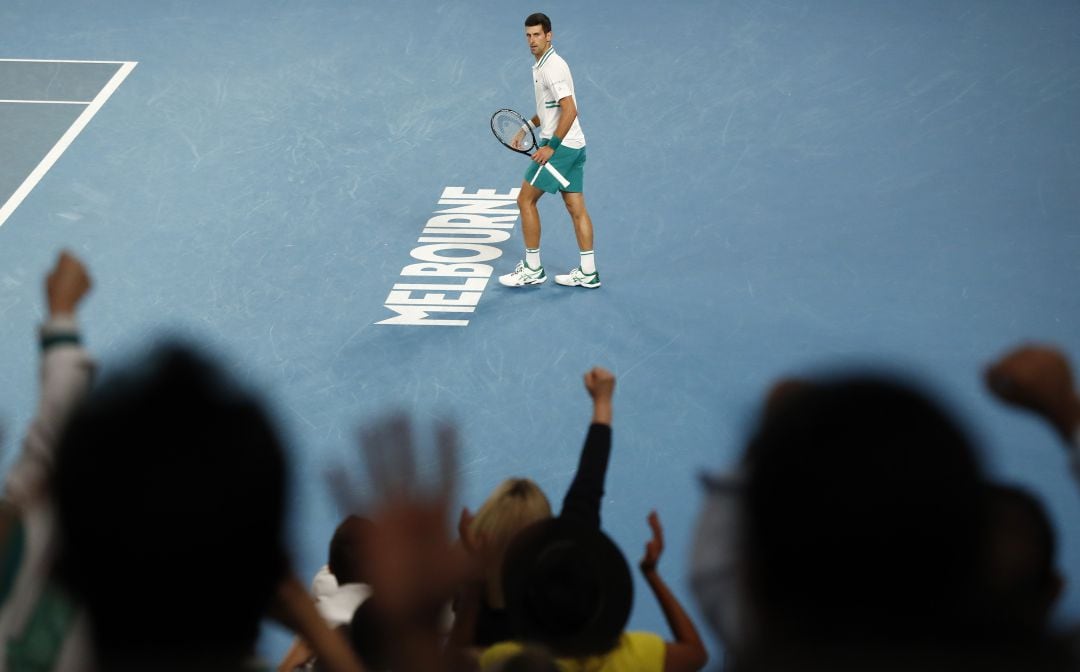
<box><xmin>310</xmin><ymin>564</ymin><xmax>337</xmax><ymax>597</ymax></box>
<box><xmin>616</xmin><ymin>631</ymin><xmax>666</xmax><ymax>669</ymax></box>
<box><xmin>478</xmin><ymin>640</ymin><xmax>525</xmax><ymax>670</ymax></box>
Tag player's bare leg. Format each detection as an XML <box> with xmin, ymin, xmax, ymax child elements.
<box><xmin>555</xmin><ymin>191</ymin><xmax>600</xmax><ymax>288</ymax></box>
<box><xmin>518</xmin><ymin>180</ymin><xmax>544</xmax><ymax>249</ymax></box>
<box><xmin>561</xmin><ymin>191</ymin><xmax>593</xmax><ymax>251</ymax></box>
<box><xmin>499</xmin><ymin>181</ymin><xmax>547</xmax><ymax>287</ymax></box>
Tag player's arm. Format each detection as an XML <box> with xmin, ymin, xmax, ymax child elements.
<box><xmin>552</xmin><ymin>95</ymin><xmax>577</xmax><ymax>144</ymax></box>
<box><xmin>533</xmin><ymin>95</ymin><xmax>577</xmax><ymax>165</ymax></box>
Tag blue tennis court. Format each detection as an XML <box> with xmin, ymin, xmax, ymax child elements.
<box><xmin>1</xmin><ymin>0</ymin><xmax>1079</xmax><ymax>665</ymax></box>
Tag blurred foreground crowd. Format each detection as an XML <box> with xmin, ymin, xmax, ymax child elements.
<box><xmin>0</xmin><ymin>251</ymin><xmax>1078</xmax><ymax>672</ymax></box>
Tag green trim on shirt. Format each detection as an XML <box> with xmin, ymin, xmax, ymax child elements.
<box><xmin>536</xmin><ymin>47</ymin><xmax>556</xmax><ymax>69</ymax></box>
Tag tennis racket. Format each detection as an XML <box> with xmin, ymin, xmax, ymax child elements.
<box><xmin>490</xmin><ymin>108</ymin><xmax>571</xmax><ymax>189</ymax></box>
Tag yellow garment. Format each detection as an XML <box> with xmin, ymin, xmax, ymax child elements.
<box><xmin>479</xmin><ymin>631</ymin><xmax>665</xmax><ymax>672</ymax></box>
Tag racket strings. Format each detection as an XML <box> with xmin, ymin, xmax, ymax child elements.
<box><xmin>491</xmin><ymin>110</ymin><xmax>536</xmax><ymax>152</ymax></box>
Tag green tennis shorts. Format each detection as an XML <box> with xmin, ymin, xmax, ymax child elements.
<box><xmin>524</xmin><ymin>140</ymin><xmax>586</xmax><ymax>194</ymax></box>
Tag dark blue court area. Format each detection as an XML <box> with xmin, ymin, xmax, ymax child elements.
<box><xmin>1</xmin><ymin>0</ymin><xmax>1079</xmax><ymax>665</ymax></box>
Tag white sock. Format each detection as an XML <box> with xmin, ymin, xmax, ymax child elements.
<box><xmin>580</xmin><ymin>250</ymin><xmax>596</xmax><ymax>274</ymax></box>
<box><xmin>525</xmin><ymin>248</ymin><xmax>541</xmax><ymax>269</ymax></box>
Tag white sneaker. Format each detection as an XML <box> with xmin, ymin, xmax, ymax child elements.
<box><xmin>555</xmin><ymin>267</ymin><xmax>601</xmax><ymax>288</ymax></box>
<box><xmin>499</xmin><ymin>260</ymin><xmax>547</xmax><ymax>287</ymax></box>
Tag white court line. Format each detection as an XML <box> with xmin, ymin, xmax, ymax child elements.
<box><xmin>0</xmin><ymin>58</ymin><xmax>129</xmax><ymax>64</ymax></box>
<box><xmin>0</xmin><ymin>61</ymin><xmax>137</xmax><ymax>229</ymax></box>
<box><xmin>0</xmin><ymin>99</ymin><xmax>92</xmax><ymax>105</ymax></box>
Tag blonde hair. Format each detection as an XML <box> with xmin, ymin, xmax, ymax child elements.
<box><xmin>471</xmin><ymin>478</ymin><xmax>553</xmax><ymax>608</ymax></box>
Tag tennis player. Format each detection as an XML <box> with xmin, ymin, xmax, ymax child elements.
<box><xmin>499</xmin><ymin>13</ymin><xmax>600</xmax><ymax>289</ymax></box>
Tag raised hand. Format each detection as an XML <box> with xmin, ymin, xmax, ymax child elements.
<box><xmin>584</xmin><ymin>367</ymin><xmax>615</xmax><ymax>425</ymax></box>
<box><xmin>640</xmin><ymin>510</ymin><xmax>665</xmax><ymax>574</ymax></box>
<box><xmin>584</xmin><ymin>366</ymin><xmax>615</xmax><ymax>401</ymax></box>
<box><xmin>320</xmin><ymin>414</ymin><xmax>469</xmax><ymax>672</ymax></box>
<box><xmin>46</xmin><ymin>250</ymin><xmax>92</xmax><ymax>316</ymax></box>
<box><xmin>986</xmin><ymin>344</ymin><xmax>1080</xmax><ymax>442</ymax></box>
<box><xmin>357</xmin><ymin>415</ymin><xmax>463</xmax><ymax>622</ymax></box>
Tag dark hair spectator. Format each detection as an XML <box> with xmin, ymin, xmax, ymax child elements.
<box><xmin>480</xmin><ymin>511</ymin><xmax>707</xmax><ymax>672</ymax></box>
<box><xmin>984</xmin><ymin>344</ymin><xmax>1080</xmax><ymax>670</ymax></box>
<box><xmin>740</xmin><ymin>375</ymin><xmax>989</xmax><ymax>665</ymax></box>
<box><xmin>502</xmin><ymin>517</ymin><xmax>633</xmax><ymax>657</ymax></box>
<box><xmin>2</xmin><ymin>255</ymin><xmax>362</xmax><ymax>672</ymax></box>
<box><xmin>983</xmin><ymin>483</ymin><xmax>1062</xmax><ymax>642</ymax></box>
<box><xmin>346</xmin><ymin>597</ymin><xmax>390</xmax><ymax>672</ymax></box>
<box><xmin>280</xmin><ymin>516</ymin><xmax>377</xmax><ymax>671</ymax></box>
<box><xmin>52</xmin><ymin>344</ymin><xmax>289</xmax><ymax>665</ymax></box>
<box><xmin>329</xmin><ymin>515</ymin><xmax>377</xmax><ymax>587</ymax></box>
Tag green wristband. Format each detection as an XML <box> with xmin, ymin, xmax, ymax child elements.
<box><xmin>548</xmin><ymin>135</ymin><xmax>562</xmax><ymax>151</ymax></box>
<box><xmin>41</xmin><ymin>333</ymin><xmax>81</xmax><ymax>350</ymax></box>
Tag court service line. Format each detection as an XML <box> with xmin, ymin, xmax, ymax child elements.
<box><xmin>0</xmin><ymin>99</ymin><xmax>92</xmax><ymax>105</ymax></box>
<box><xmin>0</xmin><ymin>61</ymin><xmax>137</xmax><ymax>229</ymax></box>
<box><xmin>0</xmin><ymin>58</ymin><xmax>129</xmax><ymax>64</ymax></box>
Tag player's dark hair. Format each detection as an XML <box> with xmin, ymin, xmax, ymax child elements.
<box><xmin>525</xmin><ymin>13</ymin><xmax>552</xmax><ymax>34</ymax></box>
<box><xmin>53</xmin><ymin>343</ymin><xmax>289</xmax><ymax>662</ymax></box>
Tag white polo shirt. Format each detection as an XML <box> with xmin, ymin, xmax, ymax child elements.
<box><xmin>533</xmin><ymin>47</ymin><xmax>586</xmax><ymax>149</ymax></box>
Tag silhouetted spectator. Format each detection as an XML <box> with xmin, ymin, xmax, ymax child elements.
<box><xmin>344</xmin><ymin>413</ymin><xmax>471</xmax><ymax>672</ymax></box>
<box><xmin>689</xmin><ymin>378</ymin><xmax>812</xmax><ymax>663</ymax></box>
<box><xmin>491</xmin><ymin>646</ymin><xmax>558</xmax><ymax>672</ymax></box>
<box><xmin>479</xmin><ymin>511</ymin><xmax>707</xmax><ymax>672</ymax></box>
<box><xmin>983</xmin><ymin>483</ymin><xmax>1063</xmax><ymax>643</ymax></box>
<box><xmin>455</xmin><ymin>367</ymin><xmax>617</xmax><ymax>650</ymax></box>
<box><xmin>280</xmin><ymin>516</ymin><xmax>376</xmax><ymax>671</ymax></box>
<box><xmin>0</xmin><ymin>251</ymin><xmax>95</xmax><ymax>671</ymax></box>
<box><xmin>344</xmin><ymin>597</ymin><xmax>389</xmax><ymax>672</ymax></box>
<box><xmin>985</xmin><ymin>343</ymin><xmax>1080</xmax><ymax>669</ymax></box>
<box><xmin>51</xmin><ymin>343</ymin><xmax>365</xmax><ymax>672</ymax></box>
<box><xmin>738</xmin><ymin>375</ymin><xmax>989</xmax><ymax>670</ymax></box>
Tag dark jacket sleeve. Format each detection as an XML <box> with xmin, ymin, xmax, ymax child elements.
<box><xmin>558</xmin><ymin>423</ymin><xmax>612</xmax><ymax>529</ymax></box>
